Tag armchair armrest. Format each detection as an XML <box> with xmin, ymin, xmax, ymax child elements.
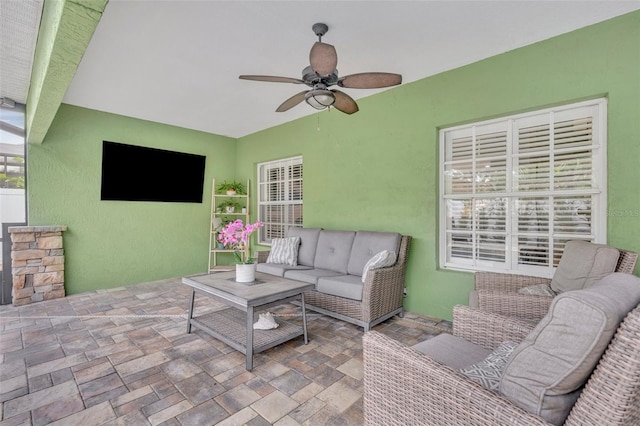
<box><xmin>476</xmin><ymin>291</ymin><xmax>553</xmax><ymax>323</ymax></box>
<box><xmin>362</xmin><ymin>331</ymin><xmax>550</xmax><ymax>426</ymax></box>
<box><xmin>452</xmin><ymin>305</ymin><xmax>535</xmax><ymax>351</ymax></box>
<box><xmin>474</xmin><ymin>271</ymin><xmax>551</xmax><ymax>292</ymax></box>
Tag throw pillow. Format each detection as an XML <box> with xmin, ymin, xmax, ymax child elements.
<box><xmin>361</xmin><ymin>250</ymin><xmax>397</xmax><ymax>283</ymax></box>
<box><xmin>459</xmin><ymin>341</ymin><xmax>518</xmax><ymax>392</ymax></box>
<box><xmin>517</xmin><ymin>283</ymin><xmax>557</xmax><ymax>297</ymax></box>
<box><xmin>266</xmin><ymin>236</ymin><xmax>301</xmax><ymax>266</ymax></box>
<box><xmin>550</xmin><ymin>240</ymin><xmax>619</xmax><ymax>293</ymax></box>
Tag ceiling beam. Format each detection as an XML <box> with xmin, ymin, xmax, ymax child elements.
<box><xmin>26</xmin><ymin>0</ymin><xmax>108</xmax><ymax>144</ymax></box>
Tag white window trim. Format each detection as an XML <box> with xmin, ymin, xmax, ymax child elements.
<box><xmin>257</xmin><ymin>156</ymin><xmax>303</xmax><ymax>245</ymax></box>
<box><xmin>438</xmin><ymin>98</ymin><xmax>607</xmax><ymax>277</ymax></box>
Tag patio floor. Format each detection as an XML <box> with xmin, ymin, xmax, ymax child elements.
<box><xmin>0</xmin><ymin>277</ymin><xmax>451</xmax><ymax>425</ymax></box>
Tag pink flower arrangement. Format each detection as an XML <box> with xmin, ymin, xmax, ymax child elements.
<box><xmin>218</xmin><ymin>219</ymin><xmax>263</xmax><ymax>263</ymax></box>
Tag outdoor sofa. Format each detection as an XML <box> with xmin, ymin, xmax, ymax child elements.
<box><xmin>257</xmin><ymin>227</ymin><xmax>411</xmax><ymax>331</ymax></box>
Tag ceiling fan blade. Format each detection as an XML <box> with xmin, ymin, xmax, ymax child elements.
<box><xmin>309</xmin><ymin>42</ymin><xmax>337</xmax><ymax>76</ymax></box>
<box><xmin>239</xmin><ymin>75</ymin><xmax>305</xmax><ymax>84</ymax></box>
<box><xmin>332</xmin><ymin>90</ymin><xmax>359</xmax><ymax>114</ymax></box>
<box><xmin>276</xmin><ymin>91</ymin><xmax>308</xmax><ymax>112</ymax></box>
<box><xmin>338</xmin><ymin>72</ymin><xmax>402</xmax><ymax>89</ymax></box>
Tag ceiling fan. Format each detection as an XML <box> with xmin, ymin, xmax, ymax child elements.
<box><xmin>239</xmin><ymin>23</ymin><xmax>402</xmax><ymax>115</ymax></box>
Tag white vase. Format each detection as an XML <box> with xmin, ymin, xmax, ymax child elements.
<box><xmin>235</xmin><ymin>263</ymin><xmax>255</xmax><ymax>283</ymax></box>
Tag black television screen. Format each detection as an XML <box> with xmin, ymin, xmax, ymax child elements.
<box><xmin>101</xmin><ymin>141</ymin><xmax>206</xmax><ymax>203</ymax></box>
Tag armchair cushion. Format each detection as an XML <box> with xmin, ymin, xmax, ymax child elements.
<box><xmin>412</xmin><ymin>333</ymin><xmax>490</xmax><ymax>369</ymax></box>
<box><xmin>550</xmin><ymin>240</ymin><xmax>619</xmax><ymax>293</ymax></box>
<box><xmin>500</xmin><ymin>273</ymin><xmax>640</xmax><ymax>425</ymax></box>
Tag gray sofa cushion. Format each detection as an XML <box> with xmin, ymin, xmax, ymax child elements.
<box><xmin>412</xmin><ymin>334</ymin><xmax>490</xmax><ymax>370</ymax></box>
<box><xmin>317</xmin><ymin>275</ymin><xmax>364</xmax><ymax>301</ymax></box>
<box><xmin>313</xmin><ymin>230</ymin><xmax>356</xmax><ymax>274</ymax></box>
<box><xmin>256</xmin><ymin>263</ymin><xmax>312</xmax><ymax>277</ymax></box>
<box><xmin>284</xmin><ymin>268</ymin><xmax>344</xmax><ymax>285</ymax></box>
<box><xmin>287</xmin><ymin>227</ymin><xmax>322</xmax><ymax>266</ymax></box>
<box><xmin>500</xmin><ymin>273</ymin><xmax>640</xmax><ymax>425</ymax></box>
<box><xmin>347</xmin><ymin>231</ymin><xmax>401</xmax><ymax>276</ymax></box>
<box><xmin>550</xmin><ymin>240</ymin><xmax>619</xmax><ymax>293</ymax></box>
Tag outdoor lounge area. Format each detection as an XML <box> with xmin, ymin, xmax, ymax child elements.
<box><xmin>1</xmin><ymin>2</ymin><xmax>640</xmax><ymax>426</ymax></box>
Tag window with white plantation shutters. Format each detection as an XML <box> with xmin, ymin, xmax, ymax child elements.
<box><xmin>257</xmin><ymin>156</ymin><xmax>303</xmax><ymax>245</ymax></box>
<box><xmin>439</xmin><ymin>99</ymin><xmax>607</xmax><ymax>277</ymax></box>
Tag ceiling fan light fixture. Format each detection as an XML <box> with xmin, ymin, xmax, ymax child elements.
<box><xmin>305</xmin><ymin>89</ymin><xmax>335</xmax><ymax>110</ymax></box>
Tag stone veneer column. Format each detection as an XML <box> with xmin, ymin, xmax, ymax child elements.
<box><xmin>9</xmin><ymin>226</ymin><xmax>67</xmax><ymax>306</ymax></box>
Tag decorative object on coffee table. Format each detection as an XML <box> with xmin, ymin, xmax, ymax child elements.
<box><xmin>218</xmin><ymin>219</ymin><xmax>263</xmax><ymax>282</ymax></box>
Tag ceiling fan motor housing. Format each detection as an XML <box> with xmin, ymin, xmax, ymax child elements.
<box><xmin>302</xmin><ymin>66</ymin><xmax>338</xmax><ymax>86</ymax></box>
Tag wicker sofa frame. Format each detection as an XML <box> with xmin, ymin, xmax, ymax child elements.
<box><xmin>258</xmin><ymin>235</ymin><xmax>411</xmax><ymax>331</ymax></box>
<box><xmin>473</xmin><ymin>248</ymin><xmax>638</xmax><ymax>322</ymax></box>
<box><xmin>363</xmin><ymin>303</ymin><xmax>640</xmax><ymax>425</ymax></box>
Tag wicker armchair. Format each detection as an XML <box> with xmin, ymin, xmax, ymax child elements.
<box><xmin>471</xmin><ymin>247</ymin><xmax>638</xmax><ymax>322</ymax></box>
<box><xmin>363</xmin><ymin>303</ymin><xmax>640</xmax><ymax>426</ymax></box>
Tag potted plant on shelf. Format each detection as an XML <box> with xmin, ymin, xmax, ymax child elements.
<box><xmin>218</xmin><ymin>200</ymin><xmax>239</xmax><ymax>214</ymax></box>
<box><xmin>216</xmin><ymin>180</ymin><xmax>246</xmax><ymax>196</ymax></box>
<box><xmin>217</xmin><ymin>219</ymin><xmax>263</xmax><ymax>282</ymax></box>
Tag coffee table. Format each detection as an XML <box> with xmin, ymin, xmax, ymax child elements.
<box><xmin>182</xmin><ymin>270</ymin><xmax>314</xmax><ymax>370</ymax></box>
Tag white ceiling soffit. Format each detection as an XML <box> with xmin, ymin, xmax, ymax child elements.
<box><xmin>63</xmin><ymin>1</ymin><xmax>640</xmax><ymax>139</ymax></box>
<box><xmin>0</xmin><ymin>0</ymin><xmax>43</xmax><ymax>105</ymax></box>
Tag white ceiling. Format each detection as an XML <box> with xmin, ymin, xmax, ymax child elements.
<box><xmin>5</xmin><ymin>1</ymin><xmax>640</xmax><ymax>139</ymax></box>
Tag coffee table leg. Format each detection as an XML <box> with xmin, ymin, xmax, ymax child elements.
<box><xmin>246</xmin><ymin>306</ymin><xmax>254</xmax><ymax>370</ymax></box>
<box><xmin>186</xmin><ymin>289</ymin><xmax>195</xmax><ymax>333</ymax></box>
<box><xmin>301</xmin><ymin>293</ymin><xmax>308</xmax><ymax>344</ymax></box>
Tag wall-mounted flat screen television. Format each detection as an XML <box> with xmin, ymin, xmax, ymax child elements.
<box><xmin>101</xmin><ymin>141</ymin><xmax>206</xmax><ymax>203</ymax></box>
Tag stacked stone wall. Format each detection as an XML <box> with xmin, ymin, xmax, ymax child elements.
<box><xmin>9</xmin><ymin>226</ymin><xmax>67</xmax><ymax>306</ymax></box>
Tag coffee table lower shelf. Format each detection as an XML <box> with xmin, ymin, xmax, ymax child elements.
<box><xmin>190</xmin><ymin>307</ymin><xmax>305</xmax><ymax>355</ymax></box>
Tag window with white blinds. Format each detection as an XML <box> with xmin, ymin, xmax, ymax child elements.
<box><xmin>257</xmin><ymin>156</ymin><xmax>303</xmax><ymax>245</ymax></box>
<box><xmin>439</xmin><ymin>98</ymin><xmax>607</xmax><ymax>277</ymax></box>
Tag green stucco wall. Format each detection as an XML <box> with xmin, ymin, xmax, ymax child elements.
<box><xmin>28</xmin><ymin>105</ymin><xmax>236</xmax><ymax>294</ymax></box>
<box><xmin>28</xmin><ymin>11</ymin><xmax>639</xmax><ymax>320</ymax></box>
<box><xmin>236</xmin><ymin>11</ymin><xmax>640</xmax><ymax>320</ymax></box>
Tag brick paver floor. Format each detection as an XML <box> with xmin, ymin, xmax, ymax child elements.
<box><xmin>0</xmin><ymin>277</ymin><xmax>451</xmax><ymax>425</ymax></box>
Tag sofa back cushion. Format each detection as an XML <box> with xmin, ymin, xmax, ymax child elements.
<box><xmin>550</xmin><ymin>240</ymin><xmax>619</xmax><ymax>293</ymax></box>
<box><xmin>347</xmin><ymin>231</ymin><xmax>402</xmax><ymax>276</ymax></box>
<box><xmin>313</xmin><ymin>230</ymin><xmax>356</xmax><ymax>274</ymax></box>
<box><xmin>287</xmin><ymin>227</ymin><xmax>322</xmax><ymax>266</ymax></box>
<box><xmin>500</xmin><ymin>273</ymin><xmax>640</xmax><ymax>425</ymax></box>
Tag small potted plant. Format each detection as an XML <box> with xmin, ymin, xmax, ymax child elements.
<box><xmin>218</xmin><ymin>200</ymin><xmax>239</xmax><ymax>214</ymax></box>
<box><xmin>218</xmin><ymin>219</ymin><xmax>264</xmax><ymax>282</ymax></box>
<box><xmin>216</xmin><ymin>180</ymin><xmax>245</xmax><ymax>196</ymax></box>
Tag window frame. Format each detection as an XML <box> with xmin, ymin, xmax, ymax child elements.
<box><xmin>256</xmin><ymin>156</ymin><xmax>303</xmax><ymax>245</ymax></box>
<box><xmin>438</xmin><ymin>98</ymin><xmax>607</xmax><ymax>277</ymax></box>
